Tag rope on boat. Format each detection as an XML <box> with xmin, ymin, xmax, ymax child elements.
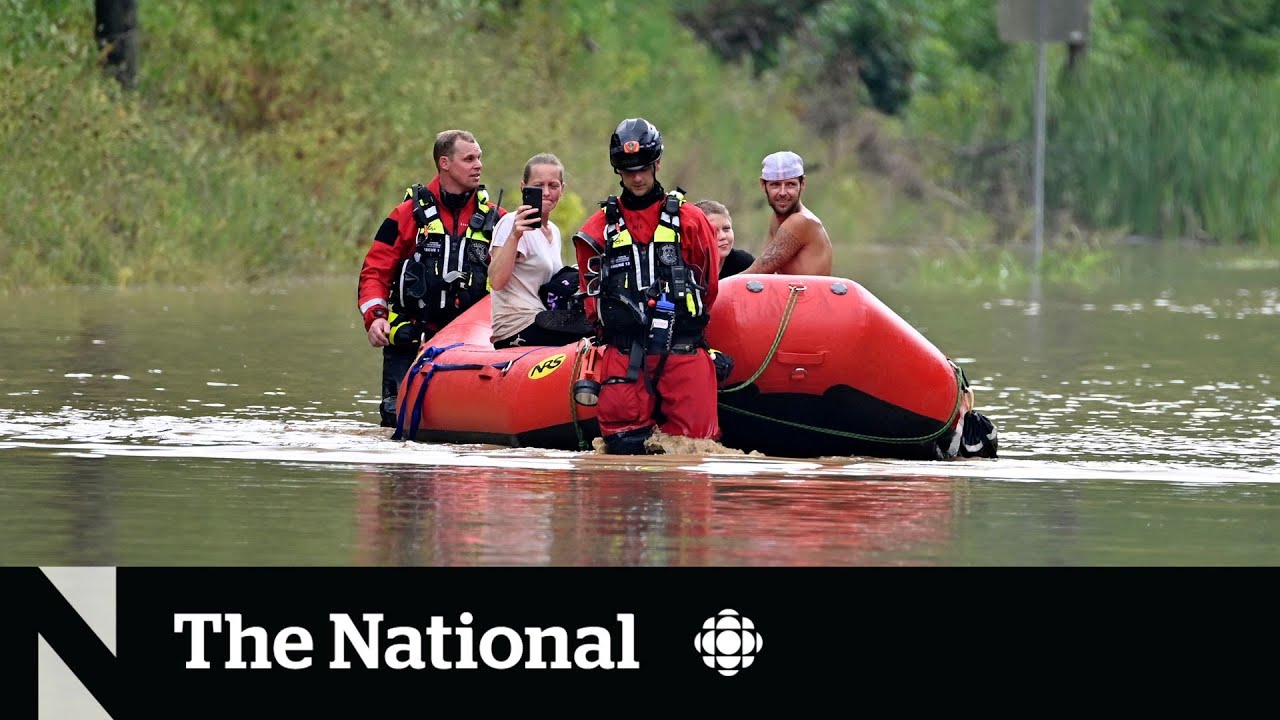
<box><xmin>558</xmin><ymin>282</ymin><xmax>962</xmax><ymax>449</ymax></box>
<box><xmin>568</xmin><ymin>338</ymin><xmax>592</xmax><ymax>450</ymax></box>
<box><xmin>719</xmin><ymin>284</ymin><xmax>803</xmax><ymax>394</ymax></box>
<box><xmin>718</xmin><ymin>364</ymin><xmax>964</xmax><ymax>445</ymax></box>
<box><xmin>392</xmin><ymin>342</ymin><xmax>467</xmax><ymax>441</ymax></box>
<box><xmin>715</xmin><ymin>283</ymin><xmax>964</xmax><ymax>445</ymax></box>
<box><xmin>392</xmin><ymin>343</ymin><xmax>541</xmax><ymax>442</ymax></box>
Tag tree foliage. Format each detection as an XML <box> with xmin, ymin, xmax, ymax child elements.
<box><xmin>677</xmin><ymin>0</ymin><xmax>1280</xmax><ymax>245</ymax></box>
<box><xmin>806</xmin><ymin>0</ymin><xmax>923</xmax><ymax>116</ymax></box>
<box><xmin>1117</xmin><ymin>0</ymin><xmax>1280</xmax><ymax>74</ymax></box>
<box><xmin>673</xmin><ymin>0</ymin><xmax>822</xmax><ymax>73</ymax></box>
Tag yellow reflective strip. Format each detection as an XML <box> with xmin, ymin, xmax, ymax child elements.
<box><xmin>612</xmin><ymin>230</ymin><xmax>633</xmax><ymax>248</ymax></box>
<box><xmin>654</xmin><ymin>226</ymin><xmax>676</xmax><ymax>242</ymax></box>
<box><xmin>686</xmin><ymin>294</ymin><xmax>696</xmax><ymax>314</ymax></box>
<box><xmin>425</xmin><ymin>219</ymin><xmax>444</xmax><ymax>234</ymax></box>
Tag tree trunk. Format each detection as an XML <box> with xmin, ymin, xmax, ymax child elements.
<box><xmin>95</xmin><ymin>0</ymin><xmax>138</xmax><ymax>89</ymax></box>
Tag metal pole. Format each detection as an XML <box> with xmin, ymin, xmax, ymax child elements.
<box><xmin>1032</xmin><ymin>0</ymin><xmax>1046</xmax><ymax>273</ymax></box>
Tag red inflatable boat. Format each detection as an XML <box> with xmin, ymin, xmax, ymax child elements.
<box><xmin>393</xmin><ymin>274</ymin><xmax>978</xmax><ymax>459</ymax></box>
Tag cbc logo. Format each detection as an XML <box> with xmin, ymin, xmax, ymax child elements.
<box><xmin>694</xmin><ymin>609</ymin><xmax>763</xmax><ymax>676</ymax></box>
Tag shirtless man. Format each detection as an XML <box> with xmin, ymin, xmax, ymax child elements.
<box><xmin>742</xmin><ymin>151</ymin><xmax>833</xmax><ymax>276</ymax></box>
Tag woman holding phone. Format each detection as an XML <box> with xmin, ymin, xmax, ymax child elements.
<box><xmin>488</xmin><ymin>153</ymin><xmax>584</xmax><ymax>348</ymax></box>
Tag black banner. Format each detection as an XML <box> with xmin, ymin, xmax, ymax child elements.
<box><xmin>0</xmin><ymin>567</ymin><xmax>1259</xmax><ymax>717</ymax></box>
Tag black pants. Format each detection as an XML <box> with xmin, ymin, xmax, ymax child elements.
<box><xmin>493</xmin><ymin>322</ymin><xmax>587</xmax><ymax>349</ymax></box>
<box><xmin>380</xmin><ymin>343</ymin><xmax>419</xmax><ymax>427</ymax></box>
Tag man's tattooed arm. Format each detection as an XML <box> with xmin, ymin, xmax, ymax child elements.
<box><xmin>743</xmin><ymin>223</ymin><xmax>804</xmax><ymax>274</ymax></box>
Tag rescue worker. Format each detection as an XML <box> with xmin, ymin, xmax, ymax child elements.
<box><xmin>573</xmin><ymin>118</ymin><xmax>721</xmax><ymax>454</ymax></box>
<box><xmin>357</xmin><ymin>129</ymin><xmax>505</xmax><ymax>427</ymax></box>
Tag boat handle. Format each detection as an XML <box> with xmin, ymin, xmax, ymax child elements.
<box><xmin>775</xmin><ymin>351</ymin><xmax>826</xmax><ymax>365</ymax></box>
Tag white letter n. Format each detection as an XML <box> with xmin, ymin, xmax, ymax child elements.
<box><xmin>330</xmin><ymin>613</ymin><xmax>381</xmax><ymax>669</ymax></box>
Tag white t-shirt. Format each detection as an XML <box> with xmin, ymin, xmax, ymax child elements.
<box><xmin>489</xmin><ymin>212</ymin><xmax>563</xmax><ymax>343</ymax></box>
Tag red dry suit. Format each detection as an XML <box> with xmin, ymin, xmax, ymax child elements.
<box><xmin>357</xmin><ymin>177</ymin><xmax>504</xmax><ymax>427</ymax></box>
<box><xmin>574</xmin><ymin>188</ymin><xmax>720</xmax><ymax>447</ymax></box>
<box><xmin>356</xmin><ymin>176</ymin><xmax>504</xmax><ymax>330</ymax></box>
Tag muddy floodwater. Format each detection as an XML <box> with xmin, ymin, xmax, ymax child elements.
<box><xmin>2</xmin><ymin>244</ymin><xmax>1277</xmax><ymax>565</ymax></box>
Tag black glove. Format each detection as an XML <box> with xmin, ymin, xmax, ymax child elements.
<box><xmin>709</xmin><ymin>349</ymin><xmax>734</xmax><ymax>383</ymax></box>
<box><xmin>960</xmin><ymin>410</ymin><xmax>998</xmax><ymax>458</ymax></box>
<box><xmin>391</xmin><ymin>321</ymin><xmax>424</xmax><ymax>346</ymax></box>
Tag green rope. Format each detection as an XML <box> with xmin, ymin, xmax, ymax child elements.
<box><xmin>717</xmin><ymin>364</ymin><xmax>965</xmax><ymax>444</ymax></box>
<box><xmin>567</xmin><ymin>282</ymin><xmax>962</xmax><ymax>449</ymax></box>
<box><xmin>719</xmin><ymin>284</ymin><xmax>803</xmax><ymax>394</ymax></box>
<box><xmin>714</xmin><ymin>282</ymin><xmax>964</xmax><ymax>445</ymax></box>
<box><xmin>568</xmin><ymin>338</ymin><xmax>591</xmax><ymax>450</ymax></box>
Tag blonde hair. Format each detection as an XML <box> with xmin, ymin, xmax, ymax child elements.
<box><xmin>695</xmin><ymin>199</ymin><xmax>730</xmax><ymax>218</ymax></box>
<box><xmin>523</xmin><ymin>153</ymin><xmax>565</xmax><ymax>183</ymax></box>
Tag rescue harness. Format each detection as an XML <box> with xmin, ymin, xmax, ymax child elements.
<box><xmin>575</xmin><ymin>188</ymin><xmax>709</xmax><ymax>413</ymax></box>
<box><xmin>393</xmin><ymin>183</ymin><xmax>499</xmax><ymax>327</ymax></box>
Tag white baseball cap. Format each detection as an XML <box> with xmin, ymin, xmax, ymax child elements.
<box><xmin>761</xmin><ymin>151</ymin><xmax>805</xmax><ymax>181</ymax></box>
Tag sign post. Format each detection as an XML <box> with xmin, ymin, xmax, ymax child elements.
<box><xmin>997</xmin><ymin>0</ymin><xmax>1090</xmax><ymax>273</ymax></box>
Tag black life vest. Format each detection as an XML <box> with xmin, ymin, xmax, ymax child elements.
<box><xmin>393</xmin><ymin>184</ymin><xmax>497</xmax><ymax>324</ymax></box>
<box><xmin>582</xmin><ymin>189</ymin><xmax>707</xmax><ymax>344</ymax></box>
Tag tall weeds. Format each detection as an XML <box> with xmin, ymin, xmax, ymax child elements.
<box><xmin>1052</xmin><ymin>62</ymin><xmax>1280</xmax><ymax>247</ymax></box>
<box><xmin>2</xmin><ymin>2</ymin><xmax>819</xmax><ymax>289</ymax></box>
<box><xmin>916</xmin><ymin>46</ymin><xmax>1280</xmax><ymax>250</ymax></box>
<box><xmin>0</xmin><ymin>0</ymin><xmax>989</xmax><ymax>290</ymax></box>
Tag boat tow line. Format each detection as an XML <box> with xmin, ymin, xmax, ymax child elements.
<box><xmin>719</xmin><ymin>284</ymin><xmax>804</xmax><ymax>395</ymax></box>
<box><xmin>568</xmin><ymin>338</ymin><xmax>596</xmax><ymax>450</ymax></box>
<box><xmin>718</xmin><ymin>366</ymin><xmax>964</xmax><ymax>445</ymax></box>
<box><xmin>715</xmin><ymin>284</ymin><xmax>965</xmax><ymax>445</ymax></box>
<box><xmin>561</xmin><ymin>283</ymin><xmax>963</xmax><ymax>450</ymax></box>
<box><xmin>392</xmin><ymin>343</ymin><xmax>538</xmax><ymax>441</ymax></box>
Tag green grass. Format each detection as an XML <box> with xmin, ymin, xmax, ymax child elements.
<box><xmin>0</xmin><ymin>0</ymin><xmax>995</xmax><ymax>291</ymax></box>
<box><xmin>11</xmin><ymin>0</ymin><xmax>1271</xmax><ymax>294</ymax></box>
<box><xmin>1051</xmin><ymin>60</ymin><xmax>1280</xmax><ymax>247</ymax></box>
<box><xmin>907</xmin><ymin>38</ymin><xmax>1280</xmax><ymax>250</ymax></box>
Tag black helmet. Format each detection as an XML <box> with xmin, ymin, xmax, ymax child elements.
<box><xmin>609</xmin><ymin>117</ymin><xmax>663</xmax><ymax>172</ymax></box>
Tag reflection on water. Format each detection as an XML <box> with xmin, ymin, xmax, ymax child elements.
<box><xmin>1</xmin><ymin>245</ymin><xmax>1278</xmax><ymax>565</ymax></box>
<box><xmin>4</xmin><ymin>440</ymin><xmax>1279</xmax><ymax>565</ymax></box>
<box><xmin>352</xmin><ymin>465</ymin><xmax>956</xmax><ymax>566</ymax></box>
<box><xmin>59</xmin><ymin>455</ymin><xmax>118</xmax><ymax>565</ymax></box>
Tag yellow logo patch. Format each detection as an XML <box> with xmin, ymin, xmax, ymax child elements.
<box><xmin>527</xmin><ymin>354</ymin><xmax>567</xmax><ymax>380</ymax></box>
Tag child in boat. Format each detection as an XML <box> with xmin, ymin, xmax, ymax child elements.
<box><xmin>694</xmin><ymin>199</ymin><xmax>754</xmax><ymax>278</ymax></box>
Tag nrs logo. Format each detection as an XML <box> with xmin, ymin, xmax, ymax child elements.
<box><xmin>527</xmin><ymin>354</ymin><xmax>566</xmax><ymax>380</ymax></box>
